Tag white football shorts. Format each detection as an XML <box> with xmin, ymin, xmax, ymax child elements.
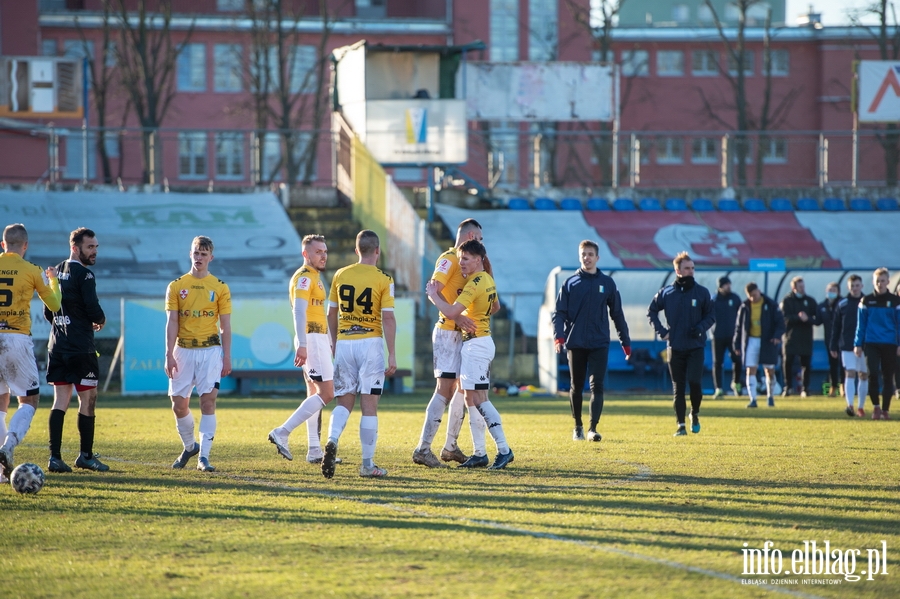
<box><xmin>169</xmin><ymin>345</ymin><xmax>223</xmax><ymax>398</ymax></box>
<box><xmin>743</xmin><ymin>337</ymin><xmax>774</xmax><ymax>369</ymax></box>
<box><xmin>302</xmin><ymin>332</ymin><xmax>334</xmax><ymax>382</ymax></box>
<box><xmin>432</xmin><ymin>326</ymin><xmax>462</xmax><ymax>379</ymax></box>
<box><xmin>333</xmin><ymin>337</ymin><xmax>385</xmax><ymax>396</ymax></box>
<box><xmin>0</xmin><ymin>334</ymin><xmax>39</xmax><ymax>397</ymax></box>
<box><xmin>841</xmin><ymin>350</ymin><xmax>867</xmax><ymax>373</ymax></box>
<box><xmin>460</xmin><ymin>336</ymin><xmax>495</xmax><ymax>391</ymax></box>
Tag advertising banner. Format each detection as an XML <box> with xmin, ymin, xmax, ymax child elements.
<box><xmin>858</xmin><ymin>60</ymin><xmax>900</xmax><ymax>123</ymax></box>
<box><xmin>362</xmin><ymin>99</ymin><xmax>467</xmax><ymax>165</ymax></box>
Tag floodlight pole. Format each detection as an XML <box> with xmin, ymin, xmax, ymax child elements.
<box><xmin>851</xmin><ymin>111</ymin><xmax>858</xmax><ymax>189</ymax></box>
<box><xmin>611</xmin><ymin>65</ymin><xmax>620</xmax><ymax>190</ymax></box>
<box><xmin>82</xmin><ymin>56</ymin><xmax>88</xmax><ymax>186</ymax></box>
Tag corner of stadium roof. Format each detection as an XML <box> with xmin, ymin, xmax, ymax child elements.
<box><xmin>610</xmin><ymin>25</ymin><xmax>900</xmax><ymax>43</ymax></box>
<box><xmin>332</xmin><ymin>39</ymin><xmax>486</xmax><ymax>62</ymax></box>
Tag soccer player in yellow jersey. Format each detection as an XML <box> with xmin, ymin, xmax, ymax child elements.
<box><xmin>321</xmin><ymin>230</ymin><xmax>396</xmax><ymax>479</ymax></box>
<box><xmin>413</xmin><ymin>218</ymin><xmax>488</xmax><ymax>469</ymax></box>
<box><xmin>268</xmin><ymin>234</ymin><xmax>340</xmax><ymax>464</ymax></box>
<box><xmin>426</xmin><ymin>239</ymin><xmax>514</xmax><ymax>470</ymax></box>
<box><xmin>0</xmin><ymin>224</ymin><xmax>62</xmax><ymax>480</ymax></box>
<box><xmin>164</xmin><ymin>236</ymin><xmax>232</xmax><ymax>472</ymax></box>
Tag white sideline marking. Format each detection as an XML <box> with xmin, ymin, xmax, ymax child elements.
<box><xmin>40</xmin><ymin>452</ymin><xmax>824</xmax><ymax>598</ymax></box>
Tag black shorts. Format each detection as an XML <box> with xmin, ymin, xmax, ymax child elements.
<box><xmin>47</xmin><ymin>352</ymin><xmax>100</xmax><ymax>389</ymax></box>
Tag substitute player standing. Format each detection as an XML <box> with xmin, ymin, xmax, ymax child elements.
<box><xmin>0</xmin><ymin>223</ymin><xmax>62</xmax><ymax>481</ymax></box>
<box><xmin>321</xmin><ymin>230</ymin><xmax>396</xmax><ymax>479</ymax></box>
<box><xmin>268</xmin><ymin>234</ymin><xmax>339</xmax><ymax>464</ymax></box>
<box><xmin>413</xmin><ymin>218</ymin><xmax>485</xmax><ymax>468</ymax></box>
<box><xmin>164</xmin><ymin>236</ymin><xmax>232</xmax><ymax>472</ymax></box>
<box><xmin>426</xmin><ymin>239</ymin><xmax>513</xmax><ymax>469</ymax></box>
<box><xmin>43</xmin><ymin>227</ymin><xmax>109</xmax><ymax>473</ymax></box>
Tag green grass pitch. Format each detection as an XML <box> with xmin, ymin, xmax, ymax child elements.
<box><xmin>2</xmin><ymin>392</ymin><xmax>898</xmax><ymax>598</ymax></box>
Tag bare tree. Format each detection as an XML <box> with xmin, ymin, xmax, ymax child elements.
<box><xmin>111</xmin><ymin>0</ymin><xmax>194</xmax><ymax>184</ymax></box>
<box><xmin>852</xmin><ymin>0</ymin><xmax>900</xmax><ymax>186</ymax></box>
<box><xmin>244</xmin><ymin>0</ymin><xmax>343</xmax><ymax>187</ymax></box>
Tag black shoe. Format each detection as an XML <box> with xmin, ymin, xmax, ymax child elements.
<box><xmin>75</xmin><ymin>453</ymin><xmax>109</xmax><ymax>472</ymax></box>
<box><xmin>48</xmin><ymin>456</ymin><xmax>73</xmax><ymax>473</ymax></box>
<box><xmin>488</xmin><ymin>449</ymin><xmax>514</xmax><ymax>470</ymax></box>
<box><xmin>196</xmin><ymin>457</ymin><xmax>216</xmax><ymax>472</ymax></box>
<box><xmin>572</xmin><ymin>426</ymin><xmax>585</xmax><ymax>441</ymax></box>
<box><xmin>458</xmin><ymin>454</ymin><xmax>489</xmax><ymax>468</ymax></box>
<box><xmin>172</xmin><ymin>443</ymin><xmax>200</xmax><ymax>469</ymax></box>
<box><xmin>586</xmin><ymin>429</ymin><xmax>602</xmax><ymax>442</ymax></box>
<box><xmin>322</xmin><ymin>440</ymin><xmax>338</xmax><ymax>479</ymax></box>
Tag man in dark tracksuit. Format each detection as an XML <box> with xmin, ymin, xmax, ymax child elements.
<box><xmin>854</xmin><ymin>267</ymin><xmax>900</xmax><ymax>420</ymax></box>
<box><xmin>830</xmin><ymin>275</ymin><xmax>867</xmax><ymax>417</ymax></box>
<box><xmin>553</xmin><ymin>240</ymin><xmax>631</xmax><ymax>442</ymax></box>
<box><xmin>818</xmin><ymin>282</ymin><xmax>843</xmax><ymax>397</ymax></box>
<box><xmin>780</xmin><ymin>277</ymin><xmax>819</xmax><ymax>397</ymax></box>
<box><xmin>734</xmin><ymin>283</ymin><xmax>784</xmax><ymax>408</ymax></box>
<box><xmin>711</xmin><ymin>276</ymin><xmax>742</xmax><ymax>399</ymax></box>
<box><xmin>647</xmin><ymin>252</ymin><xmax>714</xmax><ymax>436</ymax></box>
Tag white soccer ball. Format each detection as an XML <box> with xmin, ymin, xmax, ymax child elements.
<box><xmin>10</xmin><ymin>463</ymin><xmax>45</xmax><ymax>495</ymax></box>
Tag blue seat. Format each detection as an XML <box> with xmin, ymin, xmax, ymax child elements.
<box><xmin>639</xmin><ymin>197</ymin><xmax>662</xmax><ymax>211</ymax></box>
<box><xmin>849</xmin><ymin>197</ymin><xmax>873</xmax><ymax>211</ymax></box>
<box><xmin>534</xmin><ymin>197</ymin><xmax>557</xmax><ymax>210</ymax></box>
<box><xmin>560</xmin><ymin>197</ymin><xmax>582</xmax><ymax>211</ymax></box>
<box><xmin>797</xmin><ymin>197</ymin><xmax>820</xmax><ymax>211</ymax></box>
<box><xmin>770</xmin><ymin>197</ymin><xmax>793</xmax><ymax>211</ymax></box>
<box><xmin>823</xmin><ymin>197</ymin><xmax>845</xmax><ymax>211</ymax></box>
<box><xmin>877</xmin><ymin>197</ymin><xmax>899</xmax><ymax>210</ymax></box>
<box><xmin>692</xmin><ymin>198</ymin><xmax>714</xmax><ymax>211</ymax></box>
<box><xmin>508</xmin><ymin>197</ymin><xmax>530</xmax><ymax>210</ymax></box>
<box><xmin>586</xmin><ymin>197</ymin><xmax>610</xmax><ymax>211</ymax></box>
<box><xmin>744</xmin><ymin>198</ymin><xmax>767</xmax><ymax>212</ymax></box>
<box><xmin>718</xmin><ymin>198</ymin><xmax>740</xmax><ymax>211</ymax></box>
<box><xmin>665</xmin><ymin>197</ymin><xmax>688</xmax><ymax>211</ymax></box>
<box><xmin>612</xmin><ymin>198</ymin><xmax>636</xmax><ymax>211</ymax></box>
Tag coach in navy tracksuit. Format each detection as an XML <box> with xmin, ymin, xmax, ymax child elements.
<box><xmin>553</xmin><ymin>240</ymin><xmax>631</xmax><ymax>442</ymax></box>
<box><xmin>711</xmin><ymin>276</ymin><xmax>742</xmax><ymax>398</ymax></box>
<box><xmin>647</xmin><ymin>252</ymin><xmax>715</xmax><ymax>436</ymax></box>
<box><xmin>854</xmin><ymin>268</ymin><xmax>900</xmax><ymax>420</ymax></box>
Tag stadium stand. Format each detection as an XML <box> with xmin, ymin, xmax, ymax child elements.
<box><xmin>560</xmin><ymin>197</ymin><xmax>582</xmax><ymax>211</ymax></box>
<box><xmin>877</xmin><ymin>197</ymin><xmax>899</xmax><ymax>210</ymax></box>
<box><xmin>639</xmin><ymin>197</ymin><xmax>662</xmax><ymax>211</ymax></box>
<box><xmin>849</xmin><ymin>197</ymin><xmax>873</xmax><ymax>211</ymax></box>
<box><xmin>692</xmin><ymin>198</ymin><xmax>714</xmax><ymax>211</ymax></box>
<box><xmin>744</xmin><ymin>198</ymin><xmax>767</xmax><ymax>212</ymax></box>
<box><xmin>612</xmin><ymin>197</ymin><xmax>637</xmax><ymax>211</ymax></box>
<box><xmin>586</xmin><ymin>197</ymin><xmax>610</xmax><ymax>211</ymax></box>
<box><xmin>718</xmin><ymin>198</ymin><xmax>740</xmax><ymax>211</ymax></box>
<box><xmin>508</xmin><ymin>197</ymin><xmax>530</xmax><ymax>210</ymax></box>
<box><xmin>770</xmin><ymin>197</ymin><xmax>793</xmax><ymax>211</ymax></box>
<box><xmin>534</xmin><ymin>197</ymin><xmax>557</xmax><ymax>210</ymax></box>
<box><xmin>822</xmin><ymin>197</ymin><xmax>845</xmax><ymax>211</ymax></box>
<box><xmin>797</xmin><ymin>197</ymin><xmax>820</xmax><ymax>211</ymax></box>
<box><xmin>665</xmin><ymin>197</ymin><xmax>688</xmax><ymax>211</ymax></box>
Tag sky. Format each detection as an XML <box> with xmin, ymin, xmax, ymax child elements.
<box><xmin>786</xmin><ymin>0</ymin><xmax>878</xmax><ymax>25</ymax></box>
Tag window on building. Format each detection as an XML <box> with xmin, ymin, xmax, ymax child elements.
<box><xmin>728</xmin><ymin>51</ymin><xmax>754</xmax><ymax>76</ymax></box>
<box><xmin>64</xmin><ymin>131</ymin><xmax>96</xmax><ymax>180</ymax></box>
<box><xmin>63</xmin><ymin>40</ymin><xmax>94</xmax><ymax>84</ymax></box>
<box><xmin>746</xmin><ymin>2</ymin><xmax>770</xmax><ymax>25</ymax></box>
<box><xmin>289</xmin><ymin>46</ymin><xmax>317</xmax><ymax>94</ymax></box>
<box><xmin>770</xmin><ymin>49</ymin><xmax>789</xmax><ymax>76</ymax></box>
<box><xmin>177</xmin><ymin>44</ymin><xmax>206</xmax><ymax>92</ymax></box>
<box><xmin>692</xmin><ymin>50</ymin><xmax>717</xmax><ymax>76</ymax></box>
<box><xmin>489</xmin><ymin>121</ymin><xmax>519</xmax><ymax>188</ymax></box>
<box><xmin>732</xmin><ymin>138</ymin><xmax>753</xmax><ymax>164</ymax></box>
<box><xmin>697</xmin><ymin>4</ymin><xmax>714</xmax><ymax>23</ymax></box>
<box><xmin>762</xmin><ymin>137</ymin><xmax>787</xmax><ymax>163</ymax></box>
<box><xmin>41</xmin><ymin>39</ymin><xmax>57</xmax><ymax>56</ymax></box>
<box><xmin>179</xmin><ymin>132</ymin><xmax>207</xmax><ymax>179</ymax></box>
<box><xmin>725</xmin><ymin>2</ymin><xmax>741</xmax><ymax>21</ymax></box>
<box><xmin>104</xmin><ymin>42</ymin><xmax>117</xmax><ymax>68</ymax></box>
<box><xmin>622</xmin><ymin>136</ymin><xmax>650</xmax><ymax>166</ymax></box>
<box><xmin>621</xmin><ymin>49</ymin><xmax>649</xmax><ymax>77</ymax></box>
<box><xmin>103</xmin><ymin>130</ymin><xmax>119</xmax><ymax>159</ymax></box>
<box><xmin>672</xmin><ymin>4</ymin><xmax>690</xmax><ymax>23</ymax></box>
<box><xmin>490</xmin><ymin>0</ymin><xmax>519</xmax><ymax>61</ymax></box>
<box><xmin>529</xmin><ymin>0</ymin><xmax>558</xmax><ymax>61</ymax></box>
<box><xmin>356</xmin><ymin>0</ymin><xmax>387</xmax><ymax>18</ymax></box>
<box><xmin>214</xmin><ymin>44</ymin><xmax>242</xmax><ymax>92</ymax></box>
<box><xmin>656</xmin><ymin>137</ymin><xmax>683</xmax><ymax>164</ymax></box>
<box><xmin>691</xmin><ymin>137</ymin><xmax>718</xmax><ymax>164</ymax></box>
<box><xmin>657</xmin><ymin>51</ymin><xmax>684</xmax><ymax>76</ymax></box>
<box><xmin>217</xmin><ymin>0</ymin><xmax>243</xmax><ymax>10</ymax></box>
<box><xmin>215</xmin><ymin>132</ymin><xmax>244</xmax><ymax>179</ymax></box>
<box><xmin>261</xmin><ymin>132</ymin><xmax>318</xmax><ymax>182</ymax></box>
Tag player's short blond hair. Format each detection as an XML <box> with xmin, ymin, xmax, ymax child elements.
<box><xmin>356</xmin><ymin>230</ymin><xmax>379</xmax><ymax>256</ymax></box>
<box><xmin>2</xmin><ymin>223</ymin><xmax>27</xmax><ymax>248</ymax></box>
<box><xmin>874</xmin><ymin>267</ymin><xmax>890</xmax><ymax>281</ymax></box>
<box><xmin>192</xmin><ymin>235</ymin><xmax>214</xmax><ymax>253</ymax></box>
<box><xmin>673</xmin><ymin>251</ymin><xmax>692</xmax><ymax>270</ymax></box>
<box><xmin>302</xmin><ymin>234</ymin><xmax>326</xmax><ymax>250</ymax></box>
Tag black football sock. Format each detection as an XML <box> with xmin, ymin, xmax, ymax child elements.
<box><xmin>78</xmin><ymin>413</ymin><xmax>96</xmax><ymax>457</ymax></box>
<box><xmin>48</xmin><ymin>409</ymin><xmax>66</xmax><ymax>459</ymax></box>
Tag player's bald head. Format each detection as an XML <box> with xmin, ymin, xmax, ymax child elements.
<box><xmin>2</xmin><ymin>223</ymin><xmax>27</xmax><ymax>249</ymax></box>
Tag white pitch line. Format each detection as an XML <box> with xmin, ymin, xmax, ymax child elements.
<box><xmin>32</xmin><ymin>451</ymin><xmax>825</xmax><ymax>599</ymax></box>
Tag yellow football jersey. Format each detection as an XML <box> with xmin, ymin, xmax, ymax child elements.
<box><xmin>165</xmin><ymin>273</ymin><xmax>232</xmax><ymax>348</ymax></box>
<box><xmin>455</xmin><ymin>271</ymin><xmax>497</xmax><ymax>341</ymax></box>
<box><xmin>329</xmin><ymin>263</ymin><xmax>394</xmax><ymax>340</ymax></box>
<box><xmin>289</xmin><ymin>265</ymin><xmax>328</xmax><ymax>335</ymax></box>
<box><xmin>0</xmin><ymin>252</ymin><xmax>61</xmax><ymax>335</ymax></box>
<box><xmin>432</xmin><ymin>247</ymin><xmax>467</xmax><ymax>331</ymax></box>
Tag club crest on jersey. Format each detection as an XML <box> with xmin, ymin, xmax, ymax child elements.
<box><xmin>599</xmin><ymin>285</ymin><xmax>605</xmax><ymax>293</ymax></box>
<box><xmin>179</xmin><ymin>289</ymin><xmax>189</xmax><ymax>300</ymax></box>
<box><xmin>209</xmin><ymin>291</ymin><xmax>215</xmax><ymax>302</ymax></box>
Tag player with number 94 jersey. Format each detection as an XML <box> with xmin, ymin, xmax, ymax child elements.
<box><xmin>329</xmin><ymin>261</ymin><xmax>395</xmax><ymax>340</ymax></box>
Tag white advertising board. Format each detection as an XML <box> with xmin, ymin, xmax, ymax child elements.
<box><xmin>362</xmin><ymin>99</ymin><xmax>467</xmax><ymax>165</ymax></box>
<box><xmin>858</xmin><ymin>60</ymin><xmax>900</xmax><ymax>123</ymax></box>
